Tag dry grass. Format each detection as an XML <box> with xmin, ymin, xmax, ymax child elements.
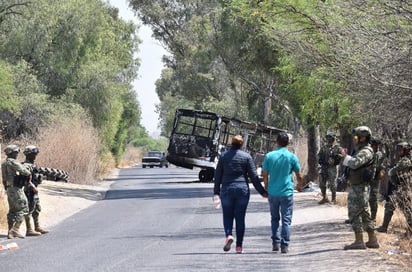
<box><xmin>336</xmin><ymin>192</ymin><xmax>412</xmax><ymax>266</ymax></box>
<box><xmin>95</xmin><ymin>150</ymin><xmax>116</xmax><ymax>179</ymax></box>
<box><xmin>118</xmin><ymin>145</ymin><xmax>144</xmax><ymax>168</ymax></box>
<box><xmin>376</xmin><ymin>209</ymin><xmax>412</xmax><ymax>268</ymax></box>
<box><xmin>0</xmin><ymin>111</ymin><xmax>116</xmax><ymax>229</ymax></box>
<box><xmin>0</xmin><ymin>189</ymin><xmax>7</xmax><ymax>230</ymax></box>
<box><xmin>35</xmin><ymin>115</ymin><xmax>101</xmax><ymax>185</ymax></box>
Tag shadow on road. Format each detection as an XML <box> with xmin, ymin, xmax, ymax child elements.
<box><xmin>104</xmin><ymin>187</ymin><xmax>212</xmax><ymax>200</ymax></box>
<box><xmin>40</xmin><ymin>185</ymin><xmax>107</xmax><ymax>201</ymax></box>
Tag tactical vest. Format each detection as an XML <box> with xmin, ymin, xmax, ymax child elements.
<box><xmin>348</xmin><ymin>146</ymin><xmax>376</xmax><ymax>185</ymax></box>
<box><xmin>1</xmin><ymin>159</ymin><xmax>20</xmax><ymax>187</ymax></box>
<box><xmin>395</xmin><ymin>157</ymin><xmax>412</xmax><ymax>187</ymax></box>
<box><xmin>319</xmin><ymin>144</ymin><xmax>341</xmax><ymax>167</ymax></box>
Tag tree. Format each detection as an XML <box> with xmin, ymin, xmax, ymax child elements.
<box><xmin>131</xmin><ymin>0</ymin><xmax>412</xmax><ymax>181</ymax></box>
<box><xmin>130</xmin><ymin>0</ymin><xmax>293</xmax><ymax>127</ymax></box>
<box><xmin>0</xmin><ymin>0</ymin><xmax>143</xmax><ymax>161</ymax></box>
<box><xmin>0</xmin><ymin>0</ymin><xmax>29</xmax><ymax>25</ymax></box>
<box><xmin>0</xmin><ymin>60</ymin><xmax>16</xmax><ymax>112</ymax></box>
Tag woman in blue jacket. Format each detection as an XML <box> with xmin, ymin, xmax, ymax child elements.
<box><xmin>214</xmin><ymin>135</ymin><xmax>267</xmax><ymax>253</ymax></box>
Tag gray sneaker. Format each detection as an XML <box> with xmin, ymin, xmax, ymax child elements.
<box><xmin>281</xmin><ymin>247</ymin><xmax>288</xmax><ymax>254</ymax></box>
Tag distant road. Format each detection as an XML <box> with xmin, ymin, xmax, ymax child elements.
<box><xmin>0</xmin><ymin>166</ymin><xmax>401</xmax><ymax>271</ymax></box>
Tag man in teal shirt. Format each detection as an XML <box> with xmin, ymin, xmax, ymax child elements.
<box><xmin>262</xmin><ymin>132</ymin><xmax>303</xmax><ymax>253</ymax></box>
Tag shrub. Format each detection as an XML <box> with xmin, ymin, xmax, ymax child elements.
<box><xmin>118</xmin><ymin>145</ymin><xmax>144</xmax><ymax>168</ymax></box>
<box><xmin>34</xmin><ymin>110</ymin><xmax>101</xmax><ymax>185</ymax></box>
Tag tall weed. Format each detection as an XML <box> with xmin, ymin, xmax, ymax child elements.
<box><xmin>118</xmin><ymin>145</ymin><xmax>144</xmax><ymax>168</ymax></box>
<box><xmin>34</xmin><ymin>112</ymin><xmax>101</xmax><ymax>184</ymax></box>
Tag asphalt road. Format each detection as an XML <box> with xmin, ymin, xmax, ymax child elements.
<box><xmin>0</xmin><ymin>166</ymin><xmax>401</xmax><ymax>271</ymax></box>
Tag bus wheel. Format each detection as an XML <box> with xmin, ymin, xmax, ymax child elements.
<box><xmin>199</xmin><ymin>170</ymin><xmax>207</xmax><ymax>182</ymax></box>
<box><xmin>206</xmin><ymin>169</ymin><xmax>215</xmax><ymax>182</ymax></box>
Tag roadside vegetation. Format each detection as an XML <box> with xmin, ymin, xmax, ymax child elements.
<box><xmin>336</xmin><ymin>194</ymin><xmax>412</xmax><ymax>267</ymax></box>
<box><xmin>0</xmin><ymin>0</ymin><xmax>165</xmax><ymax>230</ymax></box>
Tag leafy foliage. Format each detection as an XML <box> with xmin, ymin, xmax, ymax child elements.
<box><xmin>0</xmin><ymin>0</ymin><xmax>150</xmax><ymax>167</ymax></box>
<box><xmin>0</xmin><ymin>60</ymin><xmax>17</xmax><ymax>113</ymax></box>
<box><xmin>129</xmin><ymin>0</ymin><xmax>412</xmax><ymax>182</ymax></box>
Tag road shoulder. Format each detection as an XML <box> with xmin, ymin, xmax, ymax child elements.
<box><xmin>0</xmin><ymin>170</ymin><xmax>116</xmax><ymax>236</ymax></box>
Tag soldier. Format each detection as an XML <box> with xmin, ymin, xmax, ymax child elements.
<box><xmin>377</xmin><ymin>141</ymin><xmax>412</xmax><ymax>234</ymax></box>
<box><xmin>317</xmin><ymin>131</ymin><xmax>342</xmax><ymax>204</ymax></box>
<box><xmin>341</xmin><ymin>126</ymin><xmax>379</xmax><ymax>250</ymax></box>
<box><xmin>23</xmin><ymin>145</ymin><xmax>49</xmax><ymax>236</ymax></box>
<box><xmin>369</xmin><ymin>138</ymin><xmax>386</xmax><ymax>222</ymax></box>
<box><xmin>1</xmin><ymin>144</ymin><xmax>31</xmax><ymax>239</ymax></box>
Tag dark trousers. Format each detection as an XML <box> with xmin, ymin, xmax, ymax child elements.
<box><xmin>220</xmin><ymin>187</ymin><xmax>250</xmax><ymax>247</ymax></box>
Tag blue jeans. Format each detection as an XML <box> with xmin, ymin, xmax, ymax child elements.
<box><xmin>220</xmin><ymin>186</ymin><xmax>250</xmax><ymax>247</ymax></box>
<box><xmin>268</xmin><ymin>195</ymin><xmax>293</xmax><ymax>248</ymax></box>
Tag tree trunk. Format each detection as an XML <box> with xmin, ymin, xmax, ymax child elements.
<box><xmin>339</xmin><ymin>126</ymin><xmax>352</xmax><ymax>153</ymax></box>
<box><xmin>263</xmin><ymin>96</ymin><xmax>271</xmax><ymax>125</ymax></box>
<box><xmin>306</xmin><ymin>124</ymin><xmax>319</xmax><ymax>184</ymax></box>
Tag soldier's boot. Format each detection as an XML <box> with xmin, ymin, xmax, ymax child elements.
<box><xmin>318</xmin><ymin>197</ymin><xmax>330</xmax><ymax>204</ymax></box>
<box><xmin>376</xmin><ymin>225</ymin><xmax>388</xmax><ymax>233</ymax></box>
<box><xmin>331</xmin><ymin>192</ymin><xmax>337</xmax><ymax>204</ymax></box>
<box><xmin>365</xmin><ymin>231</ymin><xmax>380</xmax><ymax>248</ymax></box>
<box><xmin>344</xmin><ymin>232</ymin><xmax>366</xmax><ymax>250</ymax></box>
<box><xmin>8</xmin><ymin>222</ymin><xmax>25</xmax><ymax>239</ymax></box>
<box><xmin>376</xmin><ymin>213</ymin><xmax>392</xmax><ymax>233</ymax></box>
<box><xmin>35</xmin><ymin>222</ymin><xmax>49</xmax><ymax>234</ymax></box>
<box><xmin>318</xmin><ymin>191</ymin><xmax>330</xmax><ymax>204</ymax></box>
<box><xmin>25</xmin><ymin>217</ymin><xmax>41</xmax><ymax>236</ymax></box>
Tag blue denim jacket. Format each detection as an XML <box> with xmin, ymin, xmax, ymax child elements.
<box><xmin>213</xmin><ymin>147</ymin><xmax>265</xmax><ymax>195</ymax></box>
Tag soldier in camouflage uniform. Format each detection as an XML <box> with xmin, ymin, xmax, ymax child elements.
<box><xmin>341</xmin><ymin>126</ymin><xmax>379</xmax><ymax>250</ymax></box>
<box><xmin>1</xmin><ymin>144</ymin><xmax>31</xmax><ymax>239</ymax></box>
<box><xmin>23</xmin><ymin>145</ymin><xmax>49</xmax><ymax>236</ymax></box>
<box><xmin>377</xmin><ymin>141</ymin><xmax>412</xmax><ymax>234</ymax></box>
<box><xmin>317</xmin><ymin>132</ymin><xmax>342</xmax><ymax>204</ymax></box>
<box><xmin>369</xmin><ymin>138</ymin><xmax>386</xmax><ymax>222</ymax></box>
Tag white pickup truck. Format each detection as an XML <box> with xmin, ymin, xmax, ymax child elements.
<box><xmin>142</xmin><ymin>151</ymin><xmax>169</xmax><ymax>168</ymax></box>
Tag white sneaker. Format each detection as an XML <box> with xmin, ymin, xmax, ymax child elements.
<box><xmin>223</xmin><ymin>235</ymin><xmax>234</xmax><ymax>252</ymax></box>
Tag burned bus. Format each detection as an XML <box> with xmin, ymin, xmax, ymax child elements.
<box><xmin>166</xmin><ymin>108</ymin><xmax>287</xmax><ymax>182</ymax></box>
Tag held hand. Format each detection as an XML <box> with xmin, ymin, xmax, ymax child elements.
<box><xmin>262</xmin><ymin>191</ymin><xmax>268</xmax><ymax>198</ymax></box>
<box><xmin>341</xmin><ymin>148</ymin><xmax>348</xmax><ymax>157</ymax></box>
<box><xmin>32</xmin><ymin>186</ymin><xmax>38</xmax><ymax>194</ymax></box>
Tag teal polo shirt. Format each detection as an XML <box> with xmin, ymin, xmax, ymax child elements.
<box><xmin>262</xmin><ymin>147</ymin><xmax>301</xmax><ymax>197</ymax></box>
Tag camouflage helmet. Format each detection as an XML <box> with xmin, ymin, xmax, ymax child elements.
<box><xmin>396</xmin><ymin>141</ymin><xmax>411</xmax><ymax>151</ymax></box>
<box><xmin>23</xmin><ymin>145</ymin><xmax>40</xmax><ymax>155</ymax></box>
<box><xmin>4</xmin><ymin>144</ymin><xmax>20</xmax><ymax>155</ymax></box>
<box><xmin>325</xmin><ymin>131</ymin><xmax>336</xmax><ymax>141</ymax></box>
<box><xmin>352</xmin><ymin>126</ymin><xmax>372</xmax><ymax>138</ymax></box>
<box><xmin>326</xmin><ymin>131</ymin><xmax>336</xmax><ymax>138</ymax></box>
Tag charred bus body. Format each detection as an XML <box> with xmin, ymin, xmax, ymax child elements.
<box><xmin>166</xmin><ymin>108</ymin><xmax>287</xmax><ymax>182</ymax></box>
